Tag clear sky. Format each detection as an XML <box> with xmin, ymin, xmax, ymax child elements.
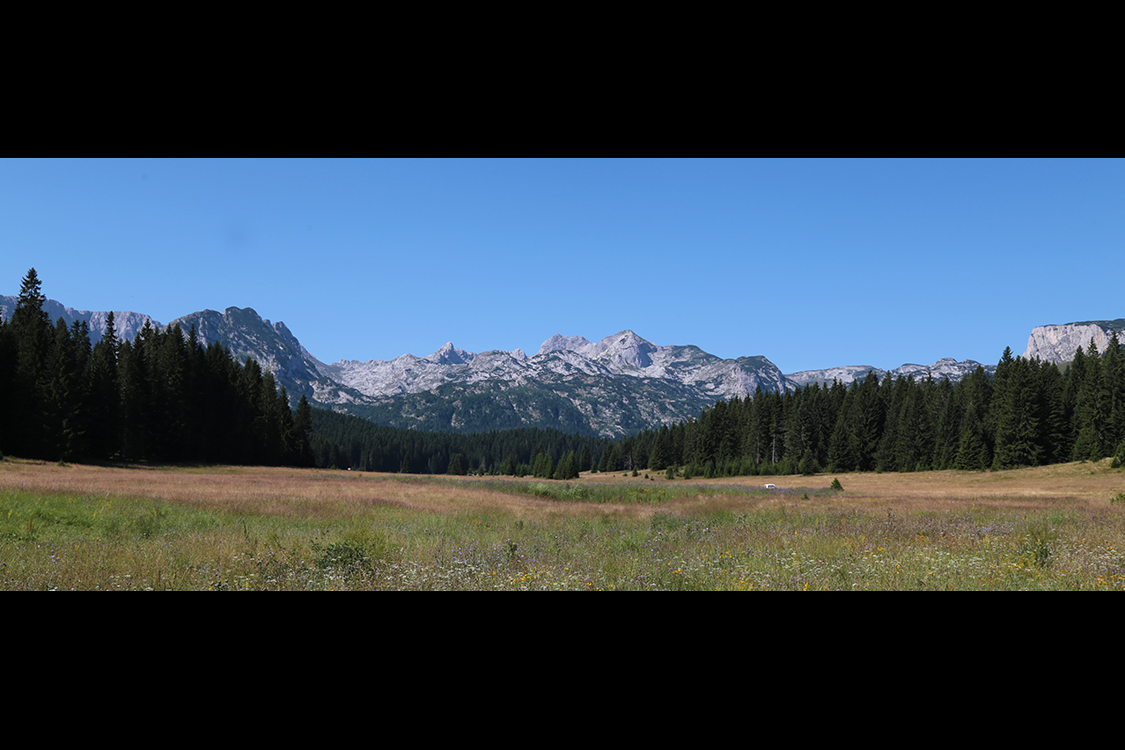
<box><xmin>2</xmin><ymin>158</ymin><xmax>1122</xmax><ymax>374</ymax></box>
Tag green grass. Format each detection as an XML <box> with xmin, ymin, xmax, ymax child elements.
<box><xmin>4</xmin><ymin>480</ymin><xmax>1125</xmax><ymax>590</ymax></box>
<box><xmin>386</xmin><ymin>475</ymin><xmax>837</xmax><ymax>505</ymax></box>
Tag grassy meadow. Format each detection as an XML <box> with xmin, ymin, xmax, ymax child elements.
<box><xmin>3</xmin><ymin>456</ymin><xmax>1125</xmax><ymax>590</ymax></box>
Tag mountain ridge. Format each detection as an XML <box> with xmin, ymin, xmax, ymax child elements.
<box><xmin>0</xmin><ymin>295</ymin><xmax>159</xmax><ymax>344</ymax></box>
<box><xmin>7</xmin><ymin>291</ymin><xmax>1121</xmax><ymax>438</ymax></box>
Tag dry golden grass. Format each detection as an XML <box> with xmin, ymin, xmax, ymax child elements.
<box><xmin>3</xmin><ymin>456</ymin><xmax>1123</xmax><ymax>520</ymax></box>
<box><xmin>560</xmin><ymin>460</ymin><xmax>1125</xmax><ymax>511</ymax></box>
<box><xmin>746</xmin><ymin>460</ymin><xmax>1125</xmax><ymax>512</ymax></box>
<box><xmin>0</xmin><ymin>459</ymin><xmax>653</xmax><ymax>521</ymax></box>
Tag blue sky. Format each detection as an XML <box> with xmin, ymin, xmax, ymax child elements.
<box><xmin>2</xmin><ymin>158</ymin><xmax>1122</xmax><ymax>374</ymax></box>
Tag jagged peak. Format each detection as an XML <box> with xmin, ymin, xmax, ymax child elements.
<box><xmin>537</xmin><ymin>334</ymin><xmax>593</xmax><ymax>357</ymax></box>
<box><xmin>425</xmin><ymin>341</ymin><xmax>475</xmax><ymax>365</ymax></box>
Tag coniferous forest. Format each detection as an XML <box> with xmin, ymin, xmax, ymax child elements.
<box><xmin>606</xmin><ymin>337</ymin><xmax>1125</xmax><ymax>479</ymax></box>
<box><xmin>0</xmin><ymin>269</ymin><xmax>315</xmax><ymax>466</ymax></box>
<box><xmin>309</xmin><ymin>409</ymin><xmax>609</xmax><ymax>478</ymax></box>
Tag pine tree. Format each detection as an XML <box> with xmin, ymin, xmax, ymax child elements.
<box><xmin>1072</xmin><ymin>338</ymin><xmax>1110</xmax><ymax>461</ymax></box>
<box><xmin>1036</xmin><ymin>361</ymin><xmax>1068</xmax><ymax>466</ymax></box>
<box><xmin>1103</xmin><ymin>331</ymin><xmax>1124</xmax><ymax>456</ymax></box>
<box><xmin>932</xmin><ymin>379</ymin><xmax>961</xmax><ymax>470</ymax></box>
<box><xmin>798</xmin><ymin>447</ymin><xmax>819</xmax><ymax>475</ymax></box>
<box><xmin>117</xmin><ymin>338</ymin><xmax>151</xmax><ymax>461</ymax></box>
<box><xmin>579</xmin><ymin>443</ymin><xmax>592</xmax><ymax>474</ymax></box>
<box><xmin>827</xmin><ymin>407</ymin><xmax>855</xmax><ymax>472</ymax></box>
<box><xmin>853</xmin><ymin>372</ymin><xmax>884</xmax><ymax>471</ymax></box>
<box><xmin>647</xmin><ymin>425</ymin><xmax>672</xmax><ymax>472</ymax></box>
<box><xmin>87</xmin><ymin>311</ymin><xmax>121</xmax><ymax>459</ymax></box>
<box><xmin>993</xmin><ymin>355</ymin><xmax>1041</xmax><ymax>469</ymax></box>
<box><xmin>954</xmin><ymin>404</ymin><xmax>989</xmax><ymax>470</ymax></box>
<box><xmin>292</xmin><ymin>394</ymin><xmax>315</xmax><ymax>467</ymax></box>
<box><xmin>46</xmin><ymin>319</ymin><xmax>94</xmax><ymax>461</ymax></box>
<box><xmin>0</xmin><ymin>309</ymin><xmax>15</xmax><ymax>457</ymax></box>
<box><xmin>9</xmin><ymin>269</ymin><xmax>53</xmax><ymax>457</ymax></box>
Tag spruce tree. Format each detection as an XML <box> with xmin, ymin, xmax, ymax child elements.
<box><xmin>1036</xmin><ymin>362</ymin><xmax>1068</xmax><ymax>466</ymax></box>
<box><xmin>44</xmin><ymin>319</ymin><xmax>94</xmax><ymax>461</ymax></box>
<box><xmin>993</xmin><ymin>355</ymin><xmax>1041</xmax><ymax>469</ymax></box>
<box><xmin>647</xmin><ymin>426</ymin><xmax>671</xmax><ymax>472</ymax></box>
<box><xmin>954</xmin><ymin>404</ymin><xmax>989</xmax><ymax>471</ymax></box>
<box><xmin>87</xmin><ymin>312</ymin><xmax>121</xmax><ymax>460</ymax></box>
<box><xmin>292</xmin><ymin>394</ymin><xmax>315</xmax><ymax>467</ymax></box>
<box><xmin>10</xmin><ymin>269</ymin><xmax>53</xmax><ymax>457</ymax></box>
<box><xmin>827</xmin><ymin>406</ymin><xmax>855</xmax><ymax>472</ymax></box>
<box><xmin>1072</xmin><ymin>339</ymin><xmax>1110</xmax><ymax>461</ymax></box>
<box><xmin>1103</xmin><ymin>331</ymin><xmax>1124</xmax><ymax>455</ymax></box>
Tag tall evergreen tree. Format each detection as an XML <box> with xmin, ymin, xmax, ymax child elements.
<box><xmin>648</xmin><ymin>425</ymin><xmax>672</xmax><ymax>471</ymax></box>
<box><xmin>954</xmin><ymin>401</ymin><xmax>989</xmax><ymax>470</ymax></box>
<box><xmin>0</xmin><ymin>309</ymin><xmax>15</xmax><ymax>456</ymax></box>
<box><xmin>993</xmin><ymin>355</ymin><xmax>1041</xmax><ymax>469</ymax></box>
<box><xmin>87</xmin><ymin>311</ymin><xmax>121</xmax><ymax>460</ymax></box>
<box><xmin>292</xmin><ymin>394</ymin><xmax>315</xmax><ymax>467</ymax></box>
<box><xmin>1072</xmin><ymin>338</ymin><xmax>1110</xmax><ymax>461</ymax></box>
<box><xmin>9</xmin><ymin>269</ymin><xmax>53</xmax><ymax>457</ymax></box>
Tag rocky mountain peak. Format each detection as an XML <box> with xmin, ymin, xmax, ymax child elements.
<box><xmin>591</xmin><ymin>329</ymin><xmax>656</xmax><ymax>369</ymax></box>
<box><xmin>426</xmin><ymin>342</ymin><xmax>475</xmax><ymax>366</ymax></box>
<box><xmin>537</xmin><ymin>334</ymin><xmax>593</xmax><ymax>357</ymax></box>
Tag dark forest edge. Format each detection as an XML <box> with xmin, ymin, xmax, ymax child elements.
<box><xmin>1</xmin><ymin>269</ymin><xmax>315</xmax><ymax>467</ymax></box>
<box><xmin>610</xmin><ymin>336</ymin><xmax>1125</xmax><ymax>480</ymax></box>
<box><xmin>4</xmin><ymin>268</ymin><xmax>1125</xmax><ymax>480</ymax></box>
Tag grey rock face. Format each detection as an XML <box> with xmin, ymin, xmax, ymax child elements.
<box><xmin>327</xmin><ymin>329</ymin><xmax>788</xmax><ymax>405</ymax></box>
<box><xmin>0</xmin><ymin>295</ymin><xmax>158</xmax><ymax>344</ymax></box>
<box><xmin>1023</xmin><ymin>320</ymin><xmax>1125</xmax><ymax>363</ymax></box>
<box><xmin>783</xmin><ymin>358</ymin><xmax>994</xmax><ymax>388</ymax></box>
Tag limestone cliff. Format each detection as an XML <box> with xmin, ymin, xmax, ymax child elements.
<box><xmin>1023</xmin><ymin>319</ymin><xmax>1125</xmax><ymax>363</ymax></box>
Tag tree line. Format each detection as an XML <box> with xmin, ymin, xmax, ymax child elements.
<box><xmin>8</xmin><ymin>267</ymin><xmax>1124</xmax><ymax>480</ymax></box>
<box><xmin>0</xmin><ymin>269</ymin><xmax>314</xmax><ymax>466</ymax></box>
<box><xmin>604</xmin><ymin>337</ymin><xmax>1125</xmax><ymax>479</ymax></box>
<box><xmin>310</xmin><ymin>408</ymin><xmax>611</xmax><ymax>479</ymax></box>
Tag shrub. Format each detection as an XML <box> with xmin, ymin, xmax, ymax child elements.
<box><xmin>1018</xmin><ymin>522</ymin><xmax>1058</xmax><ymax>568</ymax></box>
<box><xmin>312</xmin><ymin>526</ymin><xmax>391</xmax><ymax>574</ymax></box>
<box><xmin>830</xmin><ymin>478</ymin><xmax>844</xmax><ymax>492</ymax></box>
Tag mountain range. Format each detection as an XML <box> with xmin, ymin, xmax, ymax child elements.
<box><xmin>4</xmin><ymin>294</ymin><xmax>1121</xmax><ymax>438</ymax></box>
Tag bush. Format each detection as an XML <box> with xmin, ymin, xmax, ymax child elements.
<box><xmin>1018</xmin><ymin>522</ymin><xmax>1058</xmax><ymax>568</ymax></box>
<box><xmin>312</xmin><ymin>526</ymin><xmax>391</xmax><ymax>574</ymax></box>
<box><xmin>830</xmin><ymin>477</ymin><xmax>844</xmax><ymax>492</ymax></box>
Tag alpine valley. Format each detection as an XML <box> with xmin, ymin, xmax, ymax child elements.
<box><xmin>5</xmin><ymin>294</ymin><xmax>1122</xmax><ymax>439</ymax></box>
